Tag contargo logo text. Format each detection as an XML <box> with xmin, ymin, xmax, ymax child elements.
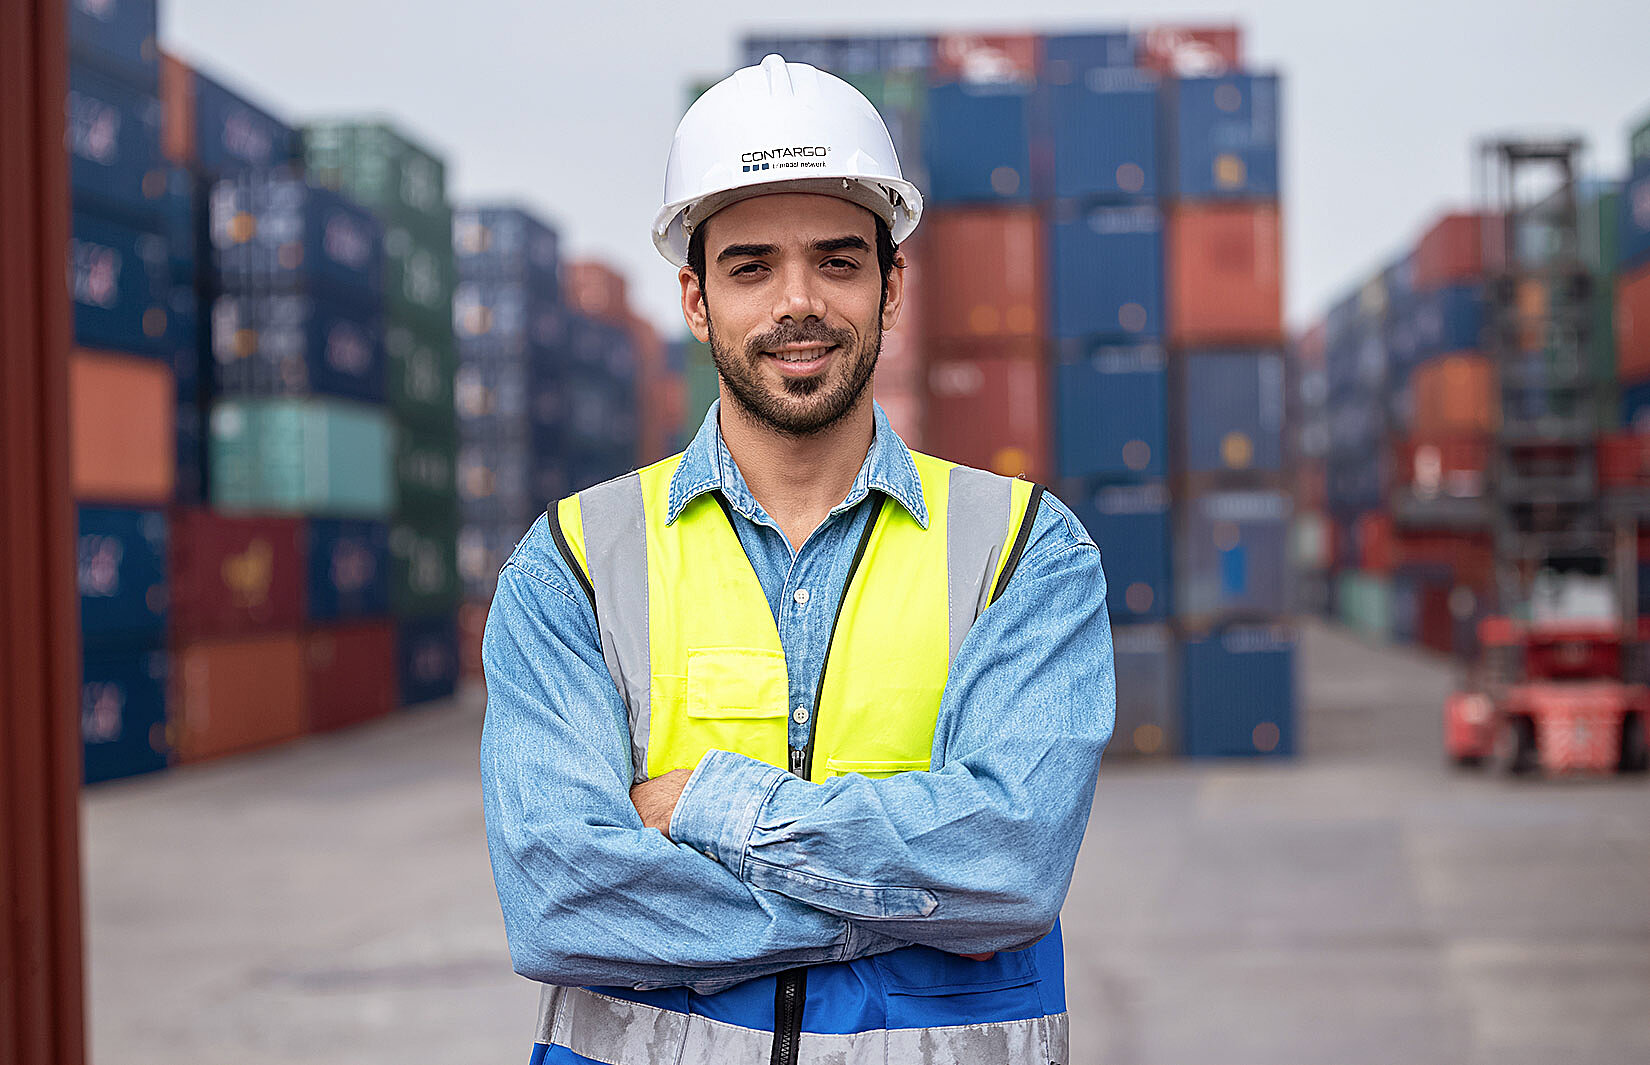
<box><xmin>741</xmin><ymin>146</ymin><xmax>830</xmax><ymax>172</ymax></box>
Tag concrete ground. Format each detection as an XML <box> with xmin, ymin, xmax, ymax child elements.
<box><xmin>84</xmin><ymin>620</ymin><xmax>1650</xmax><ymax>1064</ymax></box>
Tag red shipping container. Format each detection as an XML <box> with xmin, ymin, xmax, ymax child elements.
<box><xmin>305</xmin><ymin>622</ymin><xmax>396</xmax><ymax>733</ymax></box>
<box><xmin>1598</xmin><ymin>432</ymin><xmax>1650</xmax><ymax>486</ymax></box>
<box><xmin>1295</xmin><ymin>458</ymin><xmax>1326</xmax><ymax>512</ymax></box>
<box><xmin>565</xmin><ymin>260</ymin><xmax>629</xmax><ymax>323</ymax></box>
<box><xmin>69</xmin><ymin>349</ymin><xmax>175</xmax><ymax>504</ymax></box>
<box><xmin>924</xmin><ymin>356</ymin><xmax>1049</xmax><ymax>481</ymax></box>
<box><xmin>459</xmin><ymin>601</ymin><xmax>489</xmax><ymax>682</ymax></box>
<box><xmin>1395</xmin><ymin>436</ymin><xmax>1490</xmax><ymax>497</ymax></box>
<box><xmin>171</xmin><ymin>633</ymin><xmax>305</xmax><ymax>763</ymax></box>
<box><xmin>1412</xmin><ymin>213</ymin><xmax>1486</xmax><ymax>290</ymax></box>
<box><xmin>1167</xmin><ymin>203</ymin><xmax>1283</xmax><ymax>347</ymax></box>
<box><xmin>171</xmin><ymin>509</ymin><xmax>305</xmax><ymax>639</ymax></box>
<box><xmin>1357</xmin><ymin>512</ymin><xmax>1393</xmax><ymax>574</ymax></box>
<box><xmin>1418</xmin><ymin>584</ymin><xmax>1455</xmax><ymax>655</ymax></box>
<box><xmin>1393</xmin><ymin>532</ymin><xmax>1495</xmax><ymax>589</ymax></box>
<box><xmin>932</xmin><ymin>34</ymin><xmax>1039</xmax><ymax>84</ymax></box>
<box><xmin>1617</xmin><ymin>264</ymin><xmax>1650</xmax><ymax>381</ymax></box>
<box><xmin>1135</xmin><ymin>25</ymin><xmax>1242</xmax><ymax>76</ymax></box>
<box><xmin>922</xmin><ymin>208</ymin><xmax>1045</xmax><ymax>348</ymax></box>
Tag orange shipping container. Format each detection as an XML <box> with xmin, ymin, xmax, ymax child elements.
<box><xmin>924</xmin><ymin>355</ymin><xmax>1049</xmax><ymax>481</ymax></box>
<box><xmin>159</xmin><ymin>52</ymin><xmax>195</xmax><ymax>165</ymax></box>
<box><xmin>1167</xmin><ymin>203</ymin><xmax>1282</xmax><ymax>347</ymax></box>
<box><xmin>565</xmin><ymin>260</ymin><xmax>629</xmax><ymax>323</ymax></box>
<box><xmin>171</xmin><ymin>633</ymin><xmax>305</xmax><ymax>763</ymax></box>
<box><xmin>1410</xmin><ymin>354</ymin><xmax>1496</xmax><ymax>436</ymax></box>
<box><xmin>69</xmin><ymin>349</ymin><xmax>175</xmax><ymax>503</ymax></box>
<box><xmin>932</xmin><ymin>34</ymin><xmax>1040</xmax><ymax>84</ymax></box>
<box><xmin>1135</xmin><ymin>25</ymin><xmax>1242</xmax><ymax>76</ymax></box>
<box><xmin>922</xmin><ymin>208</ymin><xmax>1045</xmax><ymax>348</ymax></box>
<box><xmin>1617</xmin><ymin>264</ymin><xmax>1650</xmax><ymax>381</ymax></box>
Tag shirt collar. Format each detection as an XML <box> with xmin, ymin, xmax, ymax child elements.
<box><xmin>666</xmin><ymin>399</ymin><xmax>929</xmax><ymax>530</ymax></box>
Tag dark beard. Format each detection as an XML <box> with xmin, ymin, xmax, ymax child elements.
<box><xmin>707</xmin><ymin>314</ymin><xmax>881</xmax><ymax>437</ymax></box>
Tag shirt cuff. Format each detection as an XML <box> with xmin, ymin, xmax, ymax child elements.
<box><xmin>669</xmin><ymin>749</ymin><xmax>787</xmax><ymax>876</ymax></box>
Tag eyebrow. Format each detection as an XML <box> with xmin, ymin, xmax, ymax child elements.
<box><xmin>715</xmin><ymin>242</ymin><xmax>779</xmax><ymax>263</ymax></box>
<box><xmin>714</xmin><ymin>235</ymin><xmax>872</xmax><ymax>264</ymax></box>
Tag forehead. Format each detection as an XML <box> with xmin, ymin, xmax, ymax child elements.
<box><xmin>702</xmin><ymin>193</ymin><xmax>877</xmax><ymax>252</ymax></box>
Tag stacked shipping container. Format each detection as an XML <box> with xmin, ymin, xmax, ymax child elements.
<box><xmin>302</xmin><ymin>121</ymin><xmax>464</xmax><ymax>706</ymax></box>
<box><xmin>716</xmin><ymin>26</ymin><xmax>1296</xmax><ymax>759</ymax></box>
<box><xmin>1299</xmin><ymin>107</ymin><xmax>1650</xmax><ymax>657</ymax></box>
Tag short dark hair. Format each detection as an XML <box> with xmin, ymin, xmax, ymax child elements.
<box><xmin>687</xmin><ymin>210</ymin><xmax>900</xmax><ymax>306</ymax></box>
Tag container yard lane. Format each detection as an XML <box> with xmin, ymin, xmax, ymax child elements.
<box><xmin>84</xmin><ymin>621</ymin><xmax>1650</xmax><ymax>1064</ymax></box>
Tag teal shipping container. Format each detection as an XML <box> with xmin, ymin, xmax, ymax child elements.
<box><xmin>209</xmin><ymin>398</ymin><xmax>394</xmax><ymax>516</ymax></box>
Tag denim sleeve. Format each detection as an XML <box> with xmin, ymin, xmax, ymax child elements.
<box><xmin>479</xmin><ymin>516</ymin><xmax>905</xmax><ymax>994</ymax></box>
<box><xmin>669</xmin><ymin>495</ymin><xmax>1115</xmax><ymax>955</ymax></box>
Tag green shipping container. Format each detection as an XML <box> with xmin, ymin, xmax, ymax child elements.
<box><xmin>396</xmin><ymin>420</ymin><xmax>459</xmax><ymax>520</ymax></box>
<box><xmin>302</xmin><ymin>121</ymin><xmax>449</xmax><ymax>242</ymax></box>
<box><xmin>1632</xmin><ymin>113</ymin><xmax>1650</xmax><ymax>165</ymax></box>
<box><xmin>210</xmin><ymin>398</ymin><xmax>394</xmax><ymax>517</ymax></box>
<box><xmin>387</xmin><ymin>322</ymin><xmax>457</xmax><ymax>430</ymax></box>
<box><xmin>1336</xmin><ymin>571</ymin><xmax>1392</xmax><ymax>643</ymax></box>
<box><xmin>390</xmin><ymin>516</ymin><xmax>461</xmax><ymax>617</ymax></box>
<box><xmin>383</xmin><ymin>213</ymin><xmax>456</xmax><ymax>336</ymax></box>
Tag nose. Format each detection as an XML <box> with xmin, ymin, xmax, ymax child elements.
<box><xmin>772</xmin><ymin>261</ymin><xmax>827</xmax><ymax>324</ymax></box>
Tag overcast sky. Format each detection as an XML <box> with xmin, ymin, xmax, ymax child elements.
<box><xmin>163</xmin><ymin>0</ymin><xmax>1650</xmax><ymax>336</ymax></box>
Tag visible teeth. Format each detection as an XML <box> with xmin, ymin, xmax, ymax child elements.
<box><xmin>772</xmin><ymin>348</ymin><xmax>827</xmax><ymax>363</ymax></box>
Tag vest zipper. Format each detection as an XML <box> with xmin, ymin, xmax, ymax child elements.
<box><xmin>715</xmin><ymin>491</ymin><xmax>887</xmax><ymax>1065</ymax></box>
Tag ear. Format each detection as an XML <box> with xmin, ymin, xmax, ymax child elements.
<box><xmin>680</xmin><ymin>265</ymin><xmax>710</xmax><ymax>344</ymax></box>
<box><xmin>880</xmin><ymin>250</ymin><xmax>907</xmax><ymax>333</ymax></box>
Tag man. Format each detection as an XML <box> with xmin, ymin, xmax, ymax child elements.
<box><xmin>481</xmin><ymin>55</ymin><xmax>1114</xmax><ymax>1065</ymax></box>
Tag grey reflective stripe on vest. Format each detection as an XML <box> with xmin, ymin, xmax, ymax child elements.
<box><xmin>579</xmin><ymin>472</ymin><xmax>653</xmax><ymax>783</ymax></box>
<box><xmin>946</xmin><ymin>466</ymin><xmax>1015</xmax><ymax>666</ymax></box>
<box><xmin>537</xmin><ymin>985</ymin><xmax>1069</xmax><ymax>1065</ymax></box>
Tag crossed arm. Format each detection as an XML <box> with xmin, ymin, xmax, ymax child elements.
<box><xmin>479</xmin><ymin>503</ymin><xmax>1114</xmax><ymax>993</ymax></box>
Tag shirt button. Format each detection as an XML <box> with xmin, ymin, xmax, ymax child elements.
<box><xmin>793</xmin><ymin>705</ymin><xmax>810</xmax><ymax>724</ymax></box>
<box><xmin>793</xmin><ymin>588</ymin><xmax>810</xmax><ymax>605</ymax></box>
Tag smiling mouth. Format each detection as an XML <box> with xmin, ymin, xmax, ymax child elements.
<box><xmin>764</xmin><ymin>345</ymin><xmax>836</xmax><ymax>364</ymax></box>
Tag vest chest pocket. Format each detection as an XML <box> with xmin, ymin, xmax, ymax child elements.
<box><xmin>874</xmin><ymin>945</ymin><xmax>1044</xmax><ymax>1031</ymax></box>
<box><xmin>822</xmin><ymin>756</ymin><xmax>932</xmax><ymax>780</ymax></box>
<box><xmin>648</xmin><ymin>647</ymin><xmax>790</xmax><ymax>775</ymax></box>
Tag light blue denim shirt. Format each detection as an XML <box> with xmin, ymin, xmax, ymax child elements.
<box><xmin>480</xmin><ymin>401</ymin><xmax>1114</xmax><ymax>995</ymax></box>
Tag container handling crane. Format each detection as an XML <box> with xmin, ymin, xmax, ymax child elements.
<box><xmin>1444</xmin><ymin>137</ymin><xmax>1650</xmax><ymax>776</ymax></box>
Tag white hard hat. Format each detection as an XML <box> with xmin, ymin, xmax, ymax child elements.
<box><xmin>652</xmin><ymin>54</ymin><xmax>924</xmax><ymax>267</ymax></box>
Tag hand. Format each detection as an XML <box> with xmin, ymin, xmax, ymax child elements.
<box><xmin>957</xmin><ymin>952</ymin><xmax>996</xmax><ymax>961</ymax></box>
<box><xmin>630</xmin><ymin>768</ymin><xmax>694</xmax><ymax>841</ymax></box>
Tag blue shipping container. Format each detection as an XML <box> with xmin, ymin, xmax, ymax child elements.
<box><xmin>1110</xmin><ymin>622</ymin><xmax>1177</xmax><ymax>756</ymax></box>
<box><xmin>1041</xmin><ymin>32</ymin><xmax>1135</xmax><ymax>79</ymax></box>
<box><xmin>1412</xmin><ymin>284</ymin><xmax>1484</xmax><ymax>356</ymax></box>
<box><xmin>1181</xmin><ymin>623</ymin><xmax>1296</xmax><ymax>757</ymax></box>
<box><xmin>1618</xmin><ymin>157</ymin><xmax>1650</xmax><ymax>272</ymax></box>
<box><xmin>78</xmin><ymin>505</ymin><xmax>167</xmax><ymax>649</ymax></box>
<box><xmin>1179</xmin><ymin>489</ymin><xmax>1292</xmax><ymax>616</ymax></box>
<box><xmin>1050</xmin><ymin>203</ymin><xmax>1163</xmax><ymax>339</ymax></box>
<box><xmin>453</xmin><ymin>281</ymin><xmax>566</xmax><ymax>358</ymax></box>
<box><xmin>1168</xmin><ymin>74</ymin><xmax>1280</xmax><ymax>200</ymax></box>
<box><xmin>458</xmin><ymin>440</ymin><xmax>535</xmax><ymax>531</ymax></box>
<box><xmin>161</xmin><ymin>167</ymin><xmax>201</xmax><ymax>285</ymax></box>
<box><xmin>1623</xmin><ymin>380</ymin><xmax>1650</xmax><ymax>431</ymax></box>
<box><xmin>453</xmin><ymin>206</ymin><xmax>560</xmax><ymax>288</ymax></box>
<box><xmin>1181</xmin><ymin>350</ymin><xmax>1286</xmax><ymax>474</ymax></box>
<box><xmin>397</xmin><ymin>612</ymin><xmax>460</xmax><ymax>706</ymax></box>
<box><xmin>211</xmin><ymin>293</ymin><xmax>385</xmax><ymax>403</ymax></box>
<box><xmin>924</xmin><ymin>83</ymin><xmax>1034</xmax><ymax>205</ymax></box>
<box><xmin>1054</xmin><ymin>342</ymin><xmax>1167</xmax><ymax>479</ymax></box>
<box><xmin>175</xmin><ymin>399</ymin><xmax>206</xmax><ymax>505</ymax></box>
<box><xmin>307</xmin><ymin>519</ymin><xmax>391</xmax><ymax>622</ymax></box>
<box><xmin>210</xmin><ymin>171</ymin><xmax>383</xmax><ymax>301</ymax></box>
<box><xmin>67</xmin><ymin>62</ymin><xmax>164</xmax><ymax>225</ymax></box>
<box><xmin>69</xmin><ymin>210</ymin><xmax>174</xmax><ymax>355</ymax></box>
<box><xmin>1065</xmin><ymin>480</ymin><xmax>1173</xmax><ymax>622</ymax></box>
<box><xmin>459</xmin><ymin>521</ymin><xmax>529</xmax><ymax>601</ymax></box>
<box><xmin>193</xmin><ymin>69</ymin><xmax>296</xmax><ymax>174</ymax></box>
<box><xmin>1047</xmin><ymin>68</ymin><xmax>1159</xmax><ymax>201</ymax></box>
<box><xmin>68</xmin><ymin>0</ymin><xmax>158</xmax><ymax>91</ymax></box>
<box><xmin>81</xmin><ymin>646</ymin><xmax>169</xmax><ymax>785</ymax></box>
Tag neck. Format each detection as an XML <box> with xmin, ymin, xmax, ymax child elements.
<box><xmin>717</xmin><ymin>392</ymin><xmax>875</xmax><ymax>552</ymax></box>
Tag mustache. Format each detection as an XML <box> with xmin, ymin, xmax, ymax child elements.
<box><xmin>743</xmin><ymin>320</ymin><xmax>856</xmax><ymax>357</ymax></box>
